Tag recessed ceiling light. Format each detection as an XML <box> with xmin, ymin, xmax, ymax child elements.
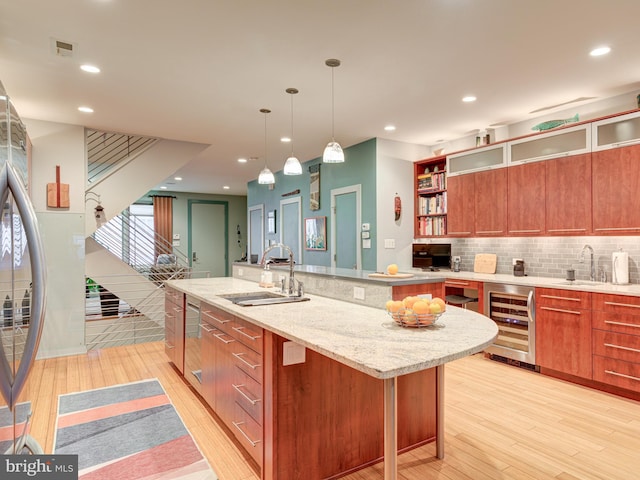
<box><xmin>280</xmin><ymin>137</ymin><xmax>291</xmax><ymax>143</ymax></box>
<box><xmin>238</xmin><ymin>158</ymin><xmax>248</xmax><ymax>163</ymax></box>
<box><xmin>462</xmin><ymin>96</ymin><xmax>477</xmax><ymax>103</ymax></box>
<box><xmin>384</xmin><ymin>125</ymin><xmax>396</xmax><ymax>132</ymax></box>
<box><xmin>80</xmin><ymin>64</ymin><xmax>100</xmax><ymax>73</ymax></box>
<box><xmin>78</xmin><ymin>106</ymin><xmax>94</xmax><ymax>113</ymax></box>
<box><xmin>223</xmin><ymin>185</ymin><xmax>230</xmax><ymax>190</ymax></box>
<box><xmin>174</xmin><ymin>176</ymin><xmax>182</xmax><ymax>181</ymax></box>
<box><xmin>590</xmin><ymin>46</ymin><xmax>611</xmax><ymax>56</ymax></box>
<box><xmin>160</xmin><ymin>186</ymin><xmax>167</xmax><ymax>190</ymax></box>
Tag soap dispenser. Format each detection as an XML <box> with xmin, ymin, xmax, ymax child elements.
<box><xmin>260</xmin><ymin>263</ymin><xmax>273</xmax><ymax>287</ymax></box>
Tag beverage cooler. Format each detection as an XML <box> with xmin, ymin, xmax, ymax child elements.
<box><xmin>483</xmin><ymin>282</ymin><xmax>537</xmax><ymax>368</ymax></box>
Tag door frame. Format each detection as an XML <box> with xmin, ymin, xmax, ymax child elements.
<box><xmin>279</xmin><ymin>196</ymin><xmax>302</xmax><ymax>264</ymax></box>
<box><xmin>247</xmin><ymin>204</ymin><xmax>264</xmax><ymax>263</ymax></box>
<box><xmin>330</xmin><ymin>184</ymin><xmax>361</xmax><ymax>269</ymax></box>
<box><xmin>187</xmin><ymin>199</ymin><xmax>229</xmax><ymax>276</ymax></box>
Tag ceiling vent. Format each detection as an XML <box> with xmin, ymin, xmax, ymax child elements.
<box><xmin>51</xmin><ymin>38</ymin><xmax>75</xmax><ymax>58</ymax></box>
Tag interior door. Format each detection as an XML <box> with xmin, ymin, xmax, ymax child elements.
<box><xmin>331</xmin><ymin>185</ymin><xmax>361</xmax><ymax>269</ymax></box>
<box><xmin>280</xmin><ymin>197</ymin><xmax>301</xmax><ymax>264</ymax></box>
<box><xmin>189</xmin><ymin>201</ymin><xmax>228</xmax><ymax>276</ymax></box>
<box><xmin>248</xmin><ymin>205</ymin><xmax>264</xmax><ymax>263</ymax></box>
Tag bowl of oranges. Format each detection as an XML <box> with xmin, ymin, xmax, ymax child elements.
<box><xmin>385</xmin><ymin>295</ymin><xmax>446</xmax><ymax>328</ymax></box>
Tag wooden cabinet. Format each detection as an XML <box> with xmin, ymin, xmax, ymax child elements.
<box><xmin>508</xmin><ymin>162</ymin><xmax>546</xmax><ymax>235</ymax></box>
<box><xmin>446</xmin><ymin>174</ymin><xmax>474</xmax><ymax>236</ymax></box>
<box><xmin>474</xmin><ymin>168</ymin><xmax>507</xmax><ymax>236</ymax></box>
<box><xmin>592</xmin><ymin>144</ymin><xmax>640</xmax><ymax>234</ymax></box>
<box><xmin>200</xmin><ymin>302</ymin><xmax>264</xmax><ymax>467</ymax></box>
<box><xmin>164</xmin><ymin>287</ymin><xmax>185</xmax><ymax>373</ymax></box>
<box><xmin>535</xmin><ymin>288</ymin><xmax>592</xmax><ymax>379</ymax></box>
<box><xmin>545</xmin><ymin>153</ymin><xmax>592</xmax><ymax>235</ymax></box>
<box><xmin>414</xmin><ymin>156</ymin><xmax>447</xmax><ymax>237</ymax></box>
<box><xmin>592</xmin><ymin>294</ymin><xmax>640</xmax><ymax>393</ymax></box>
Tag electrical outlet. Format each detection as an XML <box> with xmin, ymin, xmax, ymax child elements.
<box><xmin>512</xmin><ymin>258</ymin><xmax>523</xmax><ymax>265</ymax></box>
<box><xmin>353</xmin><ymin>286</ymin><xmax>365</xmax><ymax>300</ymax></box>
<box><xmin>237</xmin><ymin>268</ymin><xmax>243</xmax><ymax>276</ymax></box>
<box><xmin>283</xmin><ymin>341</ymin><xmax>306</xmax><ymax>366</ymax></box>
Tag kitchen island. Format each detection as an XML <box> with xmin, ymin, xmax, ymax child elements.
<box><xmin>165</xmin><ymin>277</ymin><xmax>497</xmax><ymax>480</ymax></box>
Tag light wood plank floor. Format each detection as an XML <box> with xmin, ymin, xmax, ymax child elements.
<box><xmin>16</xmin><ymin>342</ymin><xmax>640</xmax><ymax>480</ymax></box>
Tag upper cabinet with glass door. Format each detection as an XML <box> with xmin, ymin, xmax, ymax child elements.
<box><xmin>508</xmin><ymin>123</ymin><xmax>590</xmax><ymax>166</ymax></box>
<box><xmin>591</xmin><ymin>110</ymin><xmax>640</xmax><ymax>151</ymax></box>
<box><xmin>446</xmin><ymin>143</ymin><xmax>507</xmax><ymax>177</ymax></box>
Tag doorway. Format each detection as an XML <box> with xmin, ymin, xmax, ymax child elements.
<box><xmin>248</xmin><ymin>204</ymin><xmax>264</xmax><ymax>264</ymax></box>
<box><xmin>188</xmin><ymin>200</ymin><xmax>228</xmax><ymax>277</ymax></box>
<box><xmin>280</xmin><ymin>197</ymin><xmax>302</xmax><ymax>264</ymax></box>
<box><xmin>330</xmin><ymin>185</ymin><xmax>361</xmax><ymax>269</ymax></box>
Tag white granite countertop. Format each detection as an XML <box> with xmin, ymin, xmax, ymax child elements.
<box><xmin>165</xmin><ymin>277</ymin><xmax>498</xmax><ymax>379</ymax></box>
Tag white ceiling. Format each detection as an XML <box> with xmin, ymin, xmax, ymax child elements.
<box><xmin>2</xmin><ymin>0</ymin><xmax>640</xmax><ymax>196</ymax></box>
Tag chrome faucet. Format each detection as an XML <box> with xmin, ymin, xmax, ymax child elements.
<box><xmin>579</xmin><ymin>244</ymin><xmax>596</xmax><ymax>281</ymax></box>
<box><xmin>259</xmin><ymin>243</ymin><xmax>300</xmax><ymax>296</ymax></box>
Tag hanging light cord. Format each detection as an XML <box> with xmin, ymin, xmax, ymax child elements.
<box><xmin>263</xmin><ymin>109</ymin><xmax>269</xmax><ymax>169</ymax></box>
<box><xmin>330</xmin><ymin>65</ymin><xmax>335</xmax><ymax>141</ymax></box>
<box><xmin>290</xmin><ymin>93</ymin><xmax>295</xmax><ymax>155</ymax></box>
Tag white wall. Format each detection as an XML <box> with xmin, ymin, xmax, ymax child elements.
<box><xmin>26</xmin><ymin>119</ymin><xmax>87</xmax><ymax>358</ymax></box>
<box><xmin>375</xmin><ymin>139</ymin><xmax>430</xmax><ymax>271</ymax></box>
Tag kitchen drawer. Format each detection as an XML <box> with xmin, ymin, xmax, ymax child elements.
<box><xmin>445</xmin><ymin>279</ymin><xmax>481</xmax><ymax>290</ymax></box>
<box><xmin>232</xmin><ymin>402</ymin><xmax>263</xmax><ymax>466</ymax></box>
<box><xmin>230</xmin><ymin>316</ymin><xmax>263</xmax><ymax>354</ymax></box>
<box><xmin>536</xmin><ymin>288</ymin><xmax>591</xmax><ymax>309</ymax></box>
<box><xmin>230</xmin><ymin>340</ymin><xmax>263</xmax><ymax>383</ymax></box>
<box><xmin>593</xmin><ymin>329</ymin><xmax>640</xmax><ymax>364</ymax></box>
<box><xmin>592</xmin><ymin>310</ymin><xmax>640</xmax><ymax>335</ymax></box>
<box><xmin>201</xmin><ymin>304</ymin><xmax>234</xmax><ymax>333</ymax></box>
<box><xmin>593</xmin><ymin>355</ymin><xmax>640</xmax><ymax>393</ymax></box>
<box><xmin>233</xmin><ymin>366</ymin><xmax>263</xmax><ymax>424</ymax></box>
<box><xmin>593</xmin><ymin>293</ymin><xmax>640</xmax><ymax>313</ymax></box>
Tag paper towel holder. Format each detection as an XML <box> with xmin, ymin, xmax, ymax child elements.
<box><xmin>612</xmin><ymin>248</ymin><xmax>630</xmax><ymax>285</ymax></box>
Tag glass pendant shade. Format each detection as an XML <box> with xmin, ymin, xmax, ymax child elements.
<box><xmin>258</xmin><ymin>166</ymin><xmax>275</xmax><ymax>184</ymax></box>
<box><xmin>323</xmin><ymin>141</ymin><xmax>344</xmax><ymax>163</ymax></box>
<box><xmin>284</xmin><ymin>155</ymin><xmax>302</xmax><ymax>175</ymax></box>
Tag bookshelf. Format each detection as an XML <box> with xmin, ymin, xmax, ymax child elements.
<box><xmin>414</xmin><ymin>155</ymin><xmax>447</xmax><ymax>237</ymax></box>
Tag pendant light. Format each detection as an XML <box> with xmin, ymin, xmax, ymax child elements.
<box><xmin>283</xmin><ymin>88</ymin><xmax>303</xmax><ymax>175</ymax></box>
<box><xmin>322</xmin><ymin>58</ymin><xmax>344</xmax><ymax>163</ymax></box>
<box><xmin>258</xmin><ymin>108</ymin><xmax>275</xmax><ymax>185</ymax></box>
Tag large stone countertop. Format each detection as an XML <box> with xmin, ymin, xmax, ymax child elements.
<box><xmin>235</xmin><ymin>262</ymin><xmax>640</xmax><ymax>296</ymax></box>
<box><xmin>165</xmin><ymin>277</ymin><xmax>498</xmax><ymax>379</ymax></box>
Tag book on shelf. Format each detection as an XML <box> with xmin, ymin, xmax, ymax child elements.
<box><xmin>418</xmin><ymin>215</ymin><xmax>447</xmax><ymax>236</ymax></box>
<box><xmin>418</xmin><ymin>171</ymin><xmax>446</xmax><ymax>191</ymax></box>
<box><xmin>417</xmin><ymin>192</ymin><xmax>447</xmax><ymax>216</ymax></box>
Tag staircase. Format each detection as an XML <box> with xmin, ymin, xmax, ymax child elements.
<box><xmin>84</xmin><ymin>129</ymin><xmax>209</xmax><ymax>350</ymax></box>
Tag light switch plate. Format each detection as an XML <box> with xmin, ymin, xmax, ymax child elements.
<box><xmin>384</xmin><ymin>239</ymin><xmax>395</xmax><ymax>249</ymax></box>
<box><xmin>237</xmin><ymin>268</ymin><xmax>243</xmax><ymax>276</ymax></box>
<box><xmin>362</xmin><ymin>223</ymin><xmax>370</xmax><ymax>231</ymax></box>
<box><xmin>283</xmin><ymin>341</ymin><xmax>306</xmax><ymax>366</ymax></box>
<box><xmin>353</xmin><ymin>286</ymin><xmax>365</xmax><ymax>300</ymax></box>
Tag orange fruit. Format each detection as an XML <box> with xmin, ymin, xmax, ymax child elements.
<box><xmin>403</xmin><ymin>296</ymin><xmax>419</xmax><ymax>309</ymax></box>
<box><xmin>387</xmin><ymin>264</ymin><xmax>399</xmax><ymax>275</ymax></box>
<box><xmin>386</xmin><ymin>300</ymin><xmax>404</xmax><ymax>313</ymax></box>
<box><xmin>412</xmin><ymin>300</ymin><xmax>431</xmax><ymax>314</ymax></box>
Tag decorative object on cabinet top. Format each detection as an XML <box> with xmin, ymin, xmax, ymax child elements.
<box><xmin>531</xmin><ymin>113</ymin><xmax>579</xmax><ymax>131</ymax></box>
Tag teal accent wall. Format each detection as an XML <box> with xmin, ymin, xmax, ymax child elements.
<box><xmin>247</xmin><ymin>138</ymin><xmax>377</xmax><ymax>270</ymax></box>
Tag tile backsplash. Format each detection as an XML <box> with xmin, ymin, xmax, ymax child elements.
<box><xmin>450</xmin><ymin>236</ymin><xmax>640</xmax><ymax>283</ymax></box>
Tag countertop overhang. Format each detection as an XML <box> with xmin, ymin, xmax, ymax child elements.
<box><xmin>166</xmin><ymin>277</ymin><xmax>498</xmax><ymax>379</ymax></box>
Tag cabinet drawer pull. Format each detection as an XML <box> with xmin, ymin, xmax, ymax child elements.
<box><xmin>594</xmin><ymin>227</ymin><xmax>640</xmax><ymax>232</ymax></box>
<box><xmin>447</xmin><ymin>231</ymin><xmax>471</xmax><ymax>235</ymax></box>
<box><xmin>232</xmin><ymin>326</ymin><xmax>261</xmax><ymax>341</ymax></box>
<box><xmin>604</xmin><ymin>343</ymin><xmax>640</xmax><ymax>354</ymax></box>
<box><xmin>233</xmin><ymin>384</ymin><xmax>261</xmax><ymax>405</ymax></box>
<box><xmin>232</xmin><ymin>352</ymin><xmax>261</xmax><ymax>370</ymax></box>
<box><xmin>604</xmin><ymin>320</ymin><xmax>640</xmax><ymax>329</ymax></box>
<box><xmin>232</xmin><ymin>421</ymin><xmax>261</xmax><ymax>447</ymax></box>
<box><xmin>476</xmin><ymin>230</ymin><xmax>503</xmax><ymax>234</ymax></box>
<box><xmin>605</xmin><ymin>370</ymin><xmax>640</xmax><ymax>383</ymax></box>
<box><xmin>509</xmin><ymin>229</ymin><xmax>541</xmax><ymax>233</ymax></box>
<box><xmin>200</xmin><ymin>323</ymin><xmax>215</xmax><ymax>333</ymax></box>
<box><xmin>446</xmin><ymin>281</ymin><xmax>470</xmax><ymax>286</ymax></box>
<box><xmin>540</xmin><ymin>294</ymin><xmax>581</xmax><ymax>302</ymax></box>
<box><xmin>540</xmin><ymin>306</ymin><xmax>581</xmax><ymax>315</ymax></box>
<box><xmin>173</xmin><ymin>306</ymin><xmax>182</xmax><ymax>313</ymax></box>
<box><xmin>213</xmin><ymin>333</ymin><xmax>235</xmax><ymax>344</ymax></box>
<box><xmin>547</xmin><ymin>228</ymin><xmax>587</xmax><ymax>232</ymax></box>
<box><xmin>201</xmin><ymin>310</ymin><xmax>231</xmax><ymax>324</ymax></box>
<box><xmin>604</xmin><ymin>301</ymin><xmax>640</xmax><ymax>309</ymax></box>
<box><xmin>165</xmin><ymin>342</ymin><xmax>174</xmax><ymax>349</ymax></box>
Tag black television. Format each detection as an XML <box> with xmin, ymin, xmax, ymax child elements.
<box><xmin>412</xmin><ymin>243</ymin><xmax>451</xmax><ymax>270</ymax></box>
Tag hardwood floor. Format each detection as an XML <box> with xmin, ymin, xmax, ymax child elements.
<box><xmin>18</xmin><ymin>342</ymin><xmax>640</xmax><ymax>480</ymax></box>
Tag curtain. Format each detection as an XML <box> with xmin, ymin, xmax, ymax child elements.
<box><xmin>152</xmin><ymin>195</ymin><xmax>173</xmax><ymax>261</ymax></box>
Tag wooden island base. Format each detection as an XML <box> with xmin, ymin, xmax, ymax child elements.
<box><xmin>263</xmin><ymin>332</ymin><xmax>437</xmax><ymax>480</ymax></box>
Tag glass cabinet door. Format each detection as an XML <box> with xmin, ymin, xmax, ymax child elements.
<box><xmin>592</xmin><ymin>110</ymin><xmax>640</xmax><ymax>151</ymax></box>
<box><xmin>509</xmin><ymin>124</ymin><xmax>590</xmax><ymax>165</ymax></box>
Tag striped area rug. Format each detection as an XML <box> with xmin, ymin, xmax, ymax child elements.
<box><xmin>54</xmin><ymin>379</ymin><xmax>217</xmax><ymax>480</ymax></box>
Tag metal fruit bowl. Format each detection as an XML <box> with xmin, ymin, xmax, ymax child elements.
<box><xmin>388</xmin><ymin>308</ymin><xmax>443</xmax><ymax>328</ymax></box>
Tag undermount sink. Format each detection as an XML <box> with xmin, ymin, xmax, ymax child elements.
<box><xmin>220</xmin><ymin>291</ymin><xmax>310</xmax><ymax>306</ymax></box>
